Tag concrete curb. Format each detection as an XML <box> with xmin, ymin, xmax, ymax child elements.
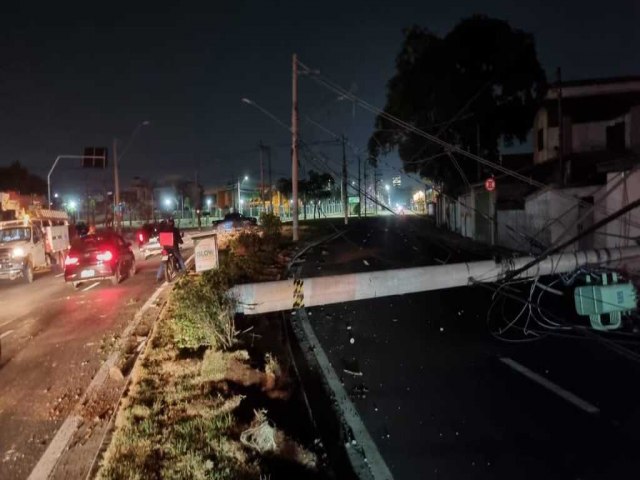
<box><xmin>283</xmin><ymin>237</ymin><xmax>393</xmax><ymax>480</ymax></box>
<box><xmin>288</xmin><ymin>307</ymin><xmax>394</xmax><ymax>480</ymax></box>
<box><xmin>27</xmin><ymin>254</ymin><xmax>195</xmax><ymax>480</ymax></box>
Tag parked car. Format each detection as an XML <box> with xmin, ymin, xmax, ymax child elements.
<box><xmin>214</xmin><ymin>213</ymin><xmax>257</xmax><ymax>232</ymax></box>
<box><xmin>64</xmin><ymin>232</ymin><xmax>136</xmax><ymax>288</ymax></box>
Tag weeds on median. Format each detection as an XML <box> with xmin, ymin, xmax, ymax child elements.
<box><xmin>97</xmin><ymin>224</ymin><xmax>327</xmax><ymax>480</ymax></box>
<box><xmin>170</xmin><ymin>228</ymin><xmax>284</xmax><ymax>352</ymax></box>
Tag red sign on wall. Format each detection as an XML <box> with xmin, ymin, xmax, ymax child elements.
<box><xmin>484</xmin><ymin>177</ymin><xmax>496</xmax><ymax>192</ymax></box>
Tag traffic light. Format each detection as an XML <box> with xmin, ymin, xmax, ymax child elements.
<box><xmin>82</xmin><ymin>147</ymin><xmax>108</xmax><ymax>168</ymax></box>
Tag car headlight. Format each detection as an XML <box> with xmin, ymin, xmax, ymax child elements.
<box><xmin>12</xmin><ymin>247</ymin><xmax>26</xmax><ymax>258</ymax></box>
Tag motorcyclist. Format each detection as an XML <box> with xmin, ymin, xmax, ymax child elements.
<box><xmin>156</xmin><ymin>217</ymin><xmax>186</xmax><ymax>282</ymax></box>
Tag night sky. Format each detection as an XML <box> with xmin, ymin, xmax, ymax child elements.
<box><xmin>1</xmin><ymin>0</ymin><xmax>639</xmax><ymax>196</ymax></box>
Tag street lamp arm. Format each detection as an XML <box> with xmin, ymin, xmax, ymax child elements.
<box><xmin>47</xmin><ymin>154</ymin><xmax>102</xmax><ymax>207</ymax></box>
<box><xmin>119</xmin><ymin>121</ymin><xmax>150</xmax><ymax>162</ymax></box>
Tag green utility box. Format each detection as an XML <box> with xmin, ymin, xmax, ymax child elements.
<box><xmin>574</xmin><ymin>273</ymin><xmax>638</xmax><ymax>331</ymax></box>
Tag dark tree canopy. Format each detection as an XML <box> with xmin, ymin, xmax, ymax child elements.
<box><xmin>0</xmin><ymin>161</ymin><xmax>47</xmax><ymax>194</ymax></box>
<box><xmin>369</xmin><ymin>15</ymin><xmax>547</xmax><ymax>192</ymax></box>
<box><xmin>276</xmin><ymin>177</ymin><xmax>292</xmax><ymax>198</ymax></box>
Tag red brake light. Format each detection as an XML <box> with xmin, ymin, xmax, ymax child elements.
<box><xmin>65</xmin><ymin>255</ymin><xmax>79</xmax><ymax>266</ymax></box>
<box><xmin>138</xmin><ymin>233</ymin><xmax>144</xmax><ymax>242</ymax></box>
<box><xmin>96</xmin><ymin>250</ymin><xmax>114</xmax><ymax>262</ymax></box>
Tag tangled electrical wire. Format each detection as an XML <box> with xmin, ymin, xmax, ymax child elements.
<box><xmin>485</xmin><ymin>275</ymin><xmax>569</xmax><ymax>344</ymax></box>
<box><xmin>483</xmin><ymin>267</ymin><xmax>640</xmax><ymax>363</ymax></box>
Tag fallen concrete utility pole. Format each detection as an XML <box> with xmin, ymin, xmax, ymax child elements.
<box><xmin>231</xmin><ymin>246</ymin><xmax>640</xmax><ymax>315</ymax></box>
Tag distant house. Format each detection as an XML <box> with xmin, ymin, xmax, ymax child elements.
<box><xmin>444</xmin><ymin>76</ymin><xmax>640</xmax><ymax>251</ymax></box>
<box><xmin>534</xmin><ymin>76</ymin><xmax>640</xmax><ymax>181</ymax></box>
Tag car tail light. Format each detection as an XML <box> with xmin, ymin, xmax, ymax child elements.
<box><xmin>96</xmin><ymin>250</ymin><xmax>114</xmax><ymax>262</ymax></box>
<box><xmin>138</xmin><ymin>233</ymin><xmax>144</xmax><ymax>242</ymax></box>
<box><xmin>65</xmin><ymin>255</ymin><xmax>79</xmax><ymax>266</ymax></box>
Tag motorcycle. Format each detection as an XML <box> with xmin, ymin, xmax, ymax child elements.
<box><xmin>160</xmin><ymin>247</ymin><xmax>181</xmax><ymax>282</ymax></box>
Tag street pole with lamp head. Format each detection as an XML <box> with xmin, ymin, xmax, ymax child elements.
<box><xmin>48</xmin><ymin>154</ymin><xmax>106</xmax><ymax>208</ymax></box>
<box><xmin>237</xmin><ymin>175</ymin><xmax>248</xmax><ymax>213</ymax></box>
<box><xmin>291</xmin><ymin>54</ymin><xmax>299</xmax><ymax>241</ymax></box>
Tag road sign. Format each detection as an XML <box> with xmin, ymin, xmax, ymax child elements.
<box><xmin>82</xmin><ymin>147</ymin><xmax>108</xmax><ymax>168</ymax></box>
<box><xmin>193</xmin><ymin>232</ymin><xmax>219</xmax><ymax>272</ymax></box>
<box><xmin>484</xmin><ymin>177</ymin><xmax>496</xmax><ymax>192</ymax></box>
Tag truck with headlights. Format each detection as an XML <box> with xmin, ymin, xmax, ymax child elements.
<box><xmin>0</xmin><ymin>202</ymin><xmax>70</xmax><ymax>283</ymax></box>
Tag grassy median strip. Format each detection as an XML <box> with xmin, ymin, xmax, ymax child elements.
<box><xmin>97</xmin><ymin>215</ymin><xmax>327</xmax><ymax>480</ymax></box>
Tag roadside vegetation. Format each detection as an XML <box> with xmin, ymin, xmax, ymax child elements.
<box><xmin>98</xmin><ymin>213</ymin><xmax>328</xmax><ymax>479</ymax></box>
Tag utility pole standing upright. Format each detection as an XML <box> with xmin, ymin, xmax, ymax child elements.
<box><xmin>342</xmin><ymin>134</ymin><xmax>348</xmax><ymax>225</ymax></box>
<box><xmin>557</xmin><ymin>67</ymin><xmax>564</xmax><ymax>186</ymax></box>
<box><xmin>363</xmin><ymin>159</ymin><xmax>367</xmax><ymax>217</ymax></box>
<box><xmin>291</xmin><ymin>54</ymin><xmax>299</xmax><ymax>241</ymax></box>
<box><xmin>259</xmin><ymin>140</ymin><xmax>265</xmax><ymax>210</ymax></box>
<box><xmin>357</xmin><ymin>155</ymin><xmax>361</xmax><ymax>218</ymax></box>
<box><xmin>267</xmin><ymin>145</ymin><xmax>273</xmax><ymax>213</ymax></box>
<box><xmin>113</xmin><ymin>138</ymin><xmax>120</xmax><ymax>231</ymax></box>
<box><xmin>374</xmin><ymin>167</ymin><xmax>379</xmax><ymax>214</ymax></box>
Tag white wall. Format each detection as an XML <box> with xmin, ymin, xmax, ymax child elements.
<box><xmin>630</xmin><ymin>106</ymin><xmax>640</xmax><ymax>151</ymax></box>
<box><xmin>497</xmin><ymin>187</ymin><xmax>601</xmax><ymax>252</ymax></box>
<box><xmin>496</xmin><ymin>209</ymin><xmax>533</xmax><ymax>251</ymax></box>
<box><xmin>458</xmin><ymin>191</ymin><xmax>474</xmax><ymax>239</ymax></box>
<box><xmin>571</xmin><ymin>121</ymin><xmax>609</xmax><ymax>151</ymax></box>
<box><xmin>592</xmin><ymin>170</ymin><xmax>640</xmax><ymax>248</ymax></box>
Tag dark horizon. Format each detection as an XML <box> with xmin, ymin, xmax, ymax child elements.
<box><xmin>1</xmin><ymin>0</ymin><xmax>638</xmax><ymax>196</ymax></box>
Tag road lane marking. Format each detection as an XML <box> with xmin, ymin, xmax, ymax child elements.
<box><xmin>55</xmin><ymin>273</ymin><xmax>64</xmax><ymax>278</ymax></box>
<box><xmin>298</xmin><ymin>307</ymin><xmax>394</xmax><ymax>480</ymax></box>
<box><xmin>81</xmin><ymin>282</ymin><xmax>100</xmax><ymax>292</ymax></box>
<box><xmin>0</xmin><ymin>329</ymin><xmax>15</xmax><ymax>339</ymax></box>
<box><xmin>500</xmin><ymin>357</ymin><xmax>600</xmax><ymax>414</ymax></box>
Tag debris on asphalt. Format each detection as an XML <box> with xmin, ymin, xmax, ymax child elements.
<box><xmin>351</xmin><ymin>384</ymin><xmax>369</xmax><ymax>399</ymax></box>
<box><xmin>108</xmin><ymin>366</ymin><xmax>124</xmax><ymax>382</ymax></box>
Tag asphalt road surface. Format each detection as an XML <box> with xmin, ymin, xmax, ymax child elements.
<box><xmin>301</xmin><ymin>216</ymin><xmax>640</xmax><ymax>479</ymax></box>
<box><xmin>0</xmin><ymin>245</ymin><xmax>192</xmax><ymax>480</ymax></box>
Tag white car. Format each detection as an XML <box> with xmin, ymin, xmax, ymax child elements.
<box><xmin>140</xmin><ymin>236</ymin><xmax>163</xmax><ymax>259</ymax></box>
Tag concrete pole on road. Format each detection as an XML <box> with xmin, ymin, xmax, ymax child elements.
<box><xmin>291</xmin><ymin>53</ymin><xmax>300</xmax><ymax>241</ymax></box>
<box><xmin>231</xmin><ymin>246</ymin><xmax>640</xmax><ymax>315</ymax></box>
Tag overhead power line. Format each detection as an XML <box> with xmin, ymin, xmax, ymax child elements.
<box><xmin>297</xmin><ymin>58</ymin><xmax>640</xmax><ymax>253</ymax></box>
<box><xmin>505</xmin><ymin>196</ymin><xmax>640</xmax><ymax>281</ymax></box>
<box><xmin>297</xmin><ymin>59</ymin><xmax>547</xmax><ymax>189</ymax></box>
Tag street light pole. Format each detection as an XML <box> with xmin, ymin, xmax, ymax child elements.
<box><xmin>237</xmin><ymin>177</ymin><xmax>241</xmax><ymax>212</ymax></box>
<box><xmin>291</xmin><ymin>53</ymin><xmax>299</xmax><ymax>241</ymax></box>
<box><xmin>341</xmin><ymin>134</ymin><xmax>348</xmax><ymax>225</ymax></box>
<box><xmin>113</xmin><ymin>138</ymin><xmax>120</xmax><ymax>230</ymax></box>
<box><xmin>258</xmin><ymin>140</ymin><xmax>266</xmax><ymax>211</ymax></box>
<box><xmin>47</xmin><ymin>154</ymin><xmax>106</xmax><ymax>208</ymax></box>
